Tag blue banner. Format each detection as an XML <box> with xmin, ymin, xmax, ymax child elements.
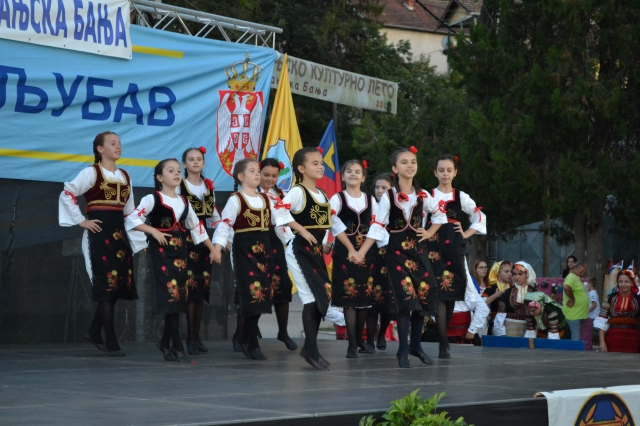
<box><xmin>0</xmin><ymin>25</ymin><xmax>276</xmax><ymax>189</ymax></box>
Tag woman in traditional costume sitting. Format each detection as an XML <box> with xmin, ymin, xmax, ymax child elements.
<box><xmin>493</xmin><ymin>261</ymin><xmax>537</xmax><ymax>337</ymax></box>
<box><xmin>595</xmin><ymin>269</ymin><xmax>640</xmax><ymax>353</ymax></box>
<box><xmin>523</xmin><ymin>293</ymin><xmax>571</xmax><ymax>339</ymax></box>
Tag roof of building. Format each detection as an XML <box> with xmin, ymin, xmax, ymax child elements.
<box><xmin>380</xmin><ymin>0</ymin><xmax>450</xmax><ymax>34</ymax></box>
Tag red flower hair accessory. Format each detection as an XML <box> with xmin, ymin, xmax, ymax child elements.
<box><xmin>454</xmin><ymin>155</ymin><xmax>459</xmax><ymax>162</ymax></box>
<box><xmin>204</xmin><ymin>178</ymin><xmax>215</xmax><ymax>190</ymax></box>
<box><xmin>278</xmin><ymin>161</ymin><xmax>285</xmax><ymax>169</ymax></box>
<box><xmin>409</xmin><ymin>146</ymin><xmax>418</xmax><ymax>154</ymax></box>
<box><xmin>198</xmin><ymin>146</ymin><xmax>207</xmax><ymax>154</ymax></box>
<box><xmin>391</xmin><ymin>173</ymin><xmax>396</xmax><ymax>179</ymax></box>
<box><xmin>317</xmin><ymin>147</ymin><xmax>324</xmax><ymax>154</ymax></box>
<box><xmin>259</xmin><ymin>161</ymin><xmax>264</xmax><ymax>169</ymax></box>
<box><xmin>362</xmin><ymin>160</ymin><xmax>368</xmax><ymax>169</ymax></box>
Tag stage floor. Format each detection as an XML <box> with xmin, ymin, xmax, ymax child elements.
<box><xmin>1</xmin><ymin>339</ymin><xmax>639</xmax><ymax>425</ymax></box>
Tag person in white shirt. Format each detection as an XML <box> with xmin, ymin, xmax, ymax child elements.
<box><xmin>126</xmin><ymin>159</ymin><xmax>216</xmax><ymax>363</ymax></box>
<box><xmin>59</xmin><ymin>131</ymin><xmax>141</xmax><ymax>357</ymax></box>
<box><xmin>582</xmin><ymin>277</ymin><xmax>600</xmax><ymax>351</ymax></box>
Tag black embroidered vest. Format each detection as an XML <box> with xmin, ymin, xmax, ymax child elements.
<box><xmin>336</xmin><ymin>191</ymin><xmax>372</xmax><ymax>236</ymax></box>
<box><xmin>232</xmin><ymin>192</ymin><xmax>271</xmax><ymax>233</ymax></box>
<box><xmin>388</xmin><ymin>188</ymin><xmax>422</xmax><ymax>233</ymax></box>
<box><xmin>147</xmin><ymin>192</ymin><xmax>188</xmax><ymax>232</ymax></box>
<box><xmin>290</xmin><ymin>185</ymin><xmax>331</xmax><ymax>232</ymax></box>
<box><xmin>179</xmin><ymin>179</ymin><xmax>215</xmax><ymax>219</ymax></box>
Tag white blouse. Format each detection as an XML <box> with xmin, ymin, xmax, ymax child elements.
<box><xmin>125</xmin><ymin>192</ymin><xmax>208</xmax><ymax>253</ymax></box>
<box><xmin>175</xmin><ymin>179</ymin><xmax>222</xmax><ymax>229</ymax></box>
<box><xmin>431</xmin><ymin>188</ymin><xmax>486</xmax><ymax>234</ymax></box>
<box><xmin>211</xmin><ymin>191</ymin><xmax>293</xmax><ymax>247</ymax></box>
<box><xmin>367</xmin><ymin>187</ymin><xmax>447</xmax><ymax>242</ymax></box>
<box><xmin>329</xmin><ymin>191</ymin><xmax>378</xmax><ymax>237</ymax></box>
<box><xmin>260</xmin><ymin>187</ymin><xmax>294</xmax><ymax>243</ymax></box>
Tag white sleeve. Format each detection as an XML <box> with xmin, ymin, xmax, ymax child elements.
<box><xmin>125</xmin><ymin>194</ymin><xmax>156</xmax><ymax>231</ymax></box>
<box><xmin>593</xmin><ymin>316</ymin><xmax>609</xmax><ymax>332</ymax></box>
<box><xmin>185</xmin><ymin>203</ymin><xmax>208</xmax><ymax>245</ymax></box>
<box><xmin>120</xmin><ymin>176</ymin><xmax>147</xmax><ymax>252</ymax></box>
<box><xmin>460</xmin><ymin>191</ymin><xmax>486</xmax><ymax>234</ymax></box>
<box><xmin>329</xmin><ymin>194</ymin><xmax>347</xmax><ymax>237</ymax></box>
<box><xmin>271</xmin><ymin>194</ymin><xmax>294</xmax><ymax>228</ymax></box>
<box><xmin>206</xmin><ymin>205</ymin><xmax>222</xmax><ymax>229</ymax></box>
<box><xmin>493</xmin><ymin>313</ymin><xmax>507</xmax><ymax>336</ymax></box>
<box><xmin>275</xmin><ymin>186</ymin><xmax>303</xmax><ymax>226</ymax></box>
<box><xmin>211</xmin><ymin>195</ymin><xmax>240</xmax><ymax>247</ymax></box>
<box><xmin>467</xmin><ymin>299</ymin><xmax>490</xmax><ymax>334</ymax></box>
<box><xmin>366</xmin><ymin>192</ymin><xmax>389</xmax><ymax>242</ymax></box>
<box><xmin>59</xmin><ymin>167</ymin><xmax>96</xmax><ymax>226</ymax></box>
<box><xmin>422</xmin><ymin>193</ymin><xmax>447</xmax><ymax>225</ymax></box>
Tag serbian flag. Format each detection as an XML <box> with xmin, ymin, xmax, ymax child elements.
<box><xmin>609</xmin><ymin>260</ymin><xmax>624</xmax><ymax>273</ymax></box>
<box><xmin>628</xmin><ymin>260</ymin><xmax>637</xmax><ymax>274</ymax></box>
<box><xmin>317</xmin><ymin>120</ymin><xmax>340</xmax><ymax>266</ymax></box>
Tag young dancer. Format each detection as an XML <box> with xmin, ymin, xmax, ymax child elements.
<box><xmin>276</xmin><ymin>147</ymin><xmax>334</xmax><ymax>370</ymax></box>
<box><xmin>212</xmin><ymin>159</ymin><xmax>285</xmax><ymax>360</ymax></box>
<box><xmin>126</xmin><ymin>159</ymin><xmax>217</xmax><ymax>362</ymax></box>
<box><xmin>179</xmin><ymin>146</ymin><xmax>221</xmax><ymax>355</ymax></box>
<box><xmin>365</xmin><ymin>173</ymin><xmax>395</xmax><ymax>350</ymax></box>
<box><xmin>359</xmin><ymin>147</ymin><xmax>447</xmax><ymax>368</ymax></box>
<box><xmin>59</xmin><ymin>131</ymin><xmax>140</xmax><ymax>357</ymax></box>
<box><xmin>426</xmin><ymin>154</ymin><xmax>486</xmax><ymax>359</ymax></box>
<box><xmin>257</xmin><ymin>158</ymin><xmax>297</xmax><ymax>351</ymax></box>
<box><xmin>327</xmin><ymin>159</ymin><xmax>376</xmax><ymax>358</ymax></box>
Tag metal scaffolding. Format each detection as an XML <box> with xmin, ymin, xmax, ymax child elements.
<box><xmin>130</xmin><ymin>0</ymin><xmax>282</xmax><ymax>48</ymax></box>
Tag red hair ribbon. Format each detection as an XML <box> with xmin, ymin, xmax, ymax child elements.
<box><xmin>454</xmin><ymin>155</ymin><xmax>459</xmax><ymax>162</ymax></box>
<box><xmin>259</xmin><ymin>161</ymin><xmax>263</xmax><ymax>169</ymax></box>
<box><xmin>474</xmin><ymin>206</ymin><xmax>483</xmax><ymax>222</ymax></box>
<box><xmin>391</xmin><ymin>173</ymin><xmax>396</xmax><ymax>179</ymax></box>
<box><xmin>417</xmin><ymin>190</ymin><xmax>429</xmax><ymax>199</ymax></box>
<box><xmin>204</xmin><ymin>178</ymin><xmax>215</xmax><ymax>190</ymax></box>
<box><xmin>198</xmin><ymin>221</ymin><xmax>206</xmax><ymax>234</ymax></box>
<box><xmin>409</xmin><ymin>146</ymin><xmax>418</xmax><ymax>154</ymax></box>
<box><xmin>370</xmin><ymin>215</ymin><xmax>385</xmax><ymax>227</ymax></box>
<box><xmin>362</xmin><ymin>160</ymin><xmax>368</xmax><ymax>169</ymax></box>
<box><xmin>317</xmin><ymin>147</ymin><xmax>324</xmax><ymax>154</ymax></box>
<box><xmin>136</xmin><ymin>208</ymin><xmax>146</xmax><ymax>217</ymax></box>
<box><xmin>397</xmin><ymin>192</ymin><xmax>409</xmax><ymax>202</ymax></box>
<box><xmin>211</xmin><ymin>218</ymin><xmax>232</xmax><ymax>227</ymax></box>
<box><xmin>438</xmin><ymin>200</ymin><xmax>447</xmax><ymax>213</ymax></box>
<box><xmin>278</xmin><ymin>161</ymin><xmax>285</xmax><ymax>169</ymax></box>
<box><xmin>527</xmin><ymin>301</ymin><xmax>541</xmax><ymax>309</ymax></box>
<box><xmin>198</xmin><ymin>146</ymin><xmax>207</xmax><ymax>154</ymax></box>
<box><xmin>63</xmin><ymin>190</ymin><xmax>77</xmax><ymax>205</ymax></box>
<box><xmin>274</xmin><ymin>199</ymin><xmax>291</xmax><ymax>210</ymax></box>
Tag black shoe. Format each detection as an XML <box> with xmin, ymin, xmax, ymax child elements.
<box><xmin>232</xmin><ymin>335</ymin><xmax>243</xmax><ymax>353</ymax></box>
<box><xmin>83</xmin><ymin>332</ymin><xmax>106</xmax><ymax>352</ymax></box>
<box><xmin>300</xmin><ymin>348</ymin><xmax>330</xmax><ymax>369</ymax></box>
<box><xmin>438</xmin><ymin>346</ymin><xmax>451</xmax><ymax>359</ymax></box>
<box><xmin>377</xmin><ymin>336</ymin><xmax>387</xmax><ymax>351</ymax></box>
<box><xmin>156</xmin><ymin>341</ymin><xmax>176</xmax><ymax>361</ymax></box>
<box><xmin>396</xmin><ymin>353</ymin><xmax>411</xmax><ymax>368</ymax></box>
<box><xmin>241</xmin><ymin>343</ymin><xmax>251</xmax><ymax>359</ymax></box>
<box><xmin>249</xmin><ymin>348</ymin><xmax>267</xmax><ymax>360</ymax></box>
<box><xmin>346</xmin><ymin>347</ymin><xmax>358</xmax><ymax>358</ymax></box>
<box><xmin>196</xmin><ymin>340</ymin><xmax>208</xmax><ymax>353</ymax></box>
<box><xmin>186</xmin><ymin>341</ymin><xmax>199</xmax><ymax>356</ymax></box>
<box><xmin>277</xmin><ymin>333</ymin><xmax>298</xmax><ymax>351</ymax></box>
<box><xmin>357</xmin><ymin>341</ymin><xmax>376</xmax><ymax>354</ymax></box>
<box><xmin>302</xmin><ymin>351</ymin><xmax>325</xmax><ymax>370</ymax></box>
<box><xmin>171</xmin><ymin>347</ymin><xmax>191</xmax><ymax>363</ymax></box>
<box><xmin>108</xmin><ymin>350</ymin><xmax>125</xmax><ymax>357</ymax></box>
<box><xmin>409</xmin><ymin>348</ymin><xmax>434</xmax><ymax>365</ymax></box>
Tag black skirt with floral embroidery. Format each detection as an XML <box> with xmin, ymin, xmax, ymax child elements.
<box><xmin>233</xmin><ymin>230</ymin><xmax>273</xmax><ymax>317</ymax></box>
<box><xmin>331</xmin><ymin>234</ymin><xmax>375</xmax><ymax>308</ymax></box>
<box><xmin>185</xmin><ymin>231</ymin><xmax>212</xmax><ymax>303</ymax></box>
<box><xmin>87</xmin><ymin>210</ymin><xmax>137</xmax><ymax>302</ymax></box>
<box><xmin>291</xmin><ymin>229</ymin><xmax>332</xmax><ymax>316</ymax></box>
<box><xmin>268</xmin><ymin>225</ymin><xmax>293</xmax><ymax>305</ymax></box>
<box><xmin>369</xmin><ymin>246</ymin><xmax>395</xmax><ymax>315</ymax></box>
<box><xmin>148</xmin><ymin>227</ymin><xmax>190</xmax><ymax>315</ymax></box>
<box><xmin>425</xmin><ymin>223</ymin><xmax>467</xmax><ymax>302</ymax></box>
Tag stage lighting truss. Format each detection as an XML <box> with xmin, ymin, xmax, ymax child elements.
<box><xmin>129</xmin><ymin>0</ymin><xmax>282</xmax><ymax>48</ymax></box>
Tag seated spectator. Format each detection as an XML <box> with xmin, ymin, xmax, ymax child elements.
<box><xmin>494</xmin><ymin>261</ymin><xmax>537</xmax><ymax>337</ymax></box>
<box><xmin>595</xmin><ymin>270</ymin><xmax>640</xmax><ymax>353</ymax></box>
<box><xmin>484</xmin><ymin>260</ymin><xmax>512</xmax><ymax>334</ymax></box>
<box><xmin>523</xmin><ymin>293</ymin><xmax>571</xmax><ymax>340</ymax></box>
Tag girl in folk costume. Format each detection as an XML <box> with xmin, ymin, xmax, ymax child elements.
<box><xmin>126</xmin><ymin>159</ymin><xmax>217</xmax><ymax>363</ymax></box>
<box><xmin>178</xmin><ymin>146</ymin><xmax>221</xmax><ymax>356</ymax></box>
<box><xmin>365</xmin><ymin>173</ymin><xmax>395</xmax><ymax>351</ymax></box>
<box><xmin>483</xmin><ymin>260</ymin><xmax>512</xmax><ymax>333</ymax></box>
<box><xmin>276</xmin><ymin>147</ymin><xmax>334</xmax><ymax>370</ymax></box>
<box><xmin>257</xmin><ymin>158</ymin><xmax>297</xmax><ymax>351</ymax></box>
<box><xmin>426</xmin><ymin>154</ymin><xmax>486</xmax><ymax>359</ymax></box>
<box><xmin>359</xmin><ymin>147</ymin><xmax>447</xmax><ymax>368</ymax></box>
<box><xmin>212</xmin><ymin>159</ymin><xmax>285</xmax><ymax>360</ymax></box>
<box><xmin>523</xmin><ymin>293</ymin><xmax>571</xmax><ymax>340</ymax></box>
<box><xmin>494</xmin><ymin>261</ymin><xmax>537</xmax><ymax>337</ymax></box>
<box><xmin>59</xmin><ymin>131</ymin><xmax>141</xmax><ymax>357</ymax></box>
<box><xmin>595</xmin><ymin>269</ymin><xmax>640</xmax><ymax>353</ymax></box>
<box><xmin>327</xmin><ymin>159</ymin><xmax>377</xmax><ymax>358</ymax></box>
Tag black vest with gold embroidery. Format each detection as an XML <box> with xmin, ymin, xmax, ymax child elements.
<box><xmin>232</xmin><ymin>192</ymin><xmax>271</xmax><ymax>233</ymax></box>
<box><xmin>179</xmin><ymin>179</ymin><xmax>215</xmax><ymax>219</ymax></box>
<box><xmin>336</xmin><ymin>191</ymin><xmax>372</xmax><ymax>236</ymax></box>
<box><xmin>147</xmin><ymin>192</ymin><xmax>188</xmax><ymax>232</ymax></box>
<box><xmin>290</xmin><ymin>185</ymin><xmax>331</xmax><ymax>232</ymax></box>
<box><xmin>84</xmin><ymin>164</ymin><xmax>131</xmax><ymax>213</ymax></box>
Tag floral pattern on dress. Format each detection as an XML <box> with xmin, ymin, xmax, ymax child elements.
<box><xmin>106</xmin><ymin>270</ymin><xmax>118</xmax><ymax>290</ymax></box>
<box><xmin>342</xmin><ymin>278</ymin><xmax>358</xmax><ymax>298</ymax></box>
<box><xmin>404</xmin><ymin>259</ymin><xmax>419</xmax><ymax>271</ymax></box>
<box><xmin>169</xmin><ymin>237</ymin><xmax>183</xmax><ymax>248</ymax></box>
<box><xmin>250</xmin><ymin>281</ymin><xmax>266</xmax><ymax>303</ymax></box>
<box><xmin>417</xmin><ymin>281</ymin><xmax>430</xmax><ymax>301</ymax></box>
<box><xmin>401</xmin><ymin>277</ymin><xmax>416</xmax><ymax>299</ymax></box>
<box><xmin>112</xmin><ymin>229</ymin><xmax>124</xmax><ymax>241</ymax></box>
<box><xmin>173</xmin><ymin>259</ymin><xmax>187</xmax><ymax>271</ymax></box>
<box><xmin>324</xmin><ymin>283</ymin><xmax>332</xmax><ymax>298</ymax></box>
<box><xmin>202</xmin><ymin>271</ymin><xmax>210</xmax><ymax>290</ymax></box>
<box><xmin>401</xmin><ymin>238</ymin><xmax>417</xmax><ymax>250</ymax></box>
<box><xmin>372</xmin><ymin>285</ymin><xmax>385</xmax><ymax>304</ymax></box>
<box><xmin>116</xmin><ymin>250</ymin><xmax>126</xmax><ymax>261</ymax></box>
<box><xmin>252</xmin><ymin>242</ymin><xmax>265</xmax><ymax>254</ymax></box>
<box><xmin>187</xmin><ymin>270</ymin><xmax>197</xmax><ymax>289</ymax></box>
<box><xmin>439</xmin><ymin>270</ymin><xmax>455</xmax><ymax>291</ymax></box>
<box><xmin>189</xmin><ymin>251</ymin><xmax>200</xmax><ymax>262</ymax></box>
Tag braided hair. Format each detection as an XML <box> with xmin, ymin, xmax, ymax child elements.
<box><xmin>292</xmin><ymin>147</ymin><xmax>321</xmax><ymax>185</ymax></box>
<box><xmin>153</xmin><ymin>158</ymin><xmax>180</xmax><ymax>191</ymax></box>
<box><xmin>434</xmin><ymin>154</ymin><xmax>458</xmax><ymax>170</ymax></box>
<box><xmin>390</xmin><ymin>148</ymin><xmax>421</xmax><ymax>194</ymax></box>
<box><xmin>92</xmin><ymin>131</ymin><xmax>117</xmax><ymax>163</ymax></box>
<box><xmin>340</xmin><ymin>159</ymin><xmax>366</xmax><ymax>190</ymax></box>
<box><xmin>181</xmin><ymin>147</ymin><xmax>205</xmax><ymax>178</ymax></box>
<box><xmin>232</xmin><ymin>158</ymin><xmax>259</xmax><ymax>192</ymax></box>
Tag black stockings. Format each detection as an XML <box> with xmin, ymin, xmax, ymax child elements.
<box><xmin>274</xmin><ymin>303</ymin><xmax>291</xmax><ymax>338</ymax></box>
<box><xmin>397</xmin><ymin>311</ymin><xmax>425</xmax><ymax>355</ymax></box>
<box><xmin>302</xmin><ymin>303</ymin><xmax>322</xmax><ymax>360</ymax></box>
<box><xmin>161</xmin><ymin>313</ymin><xmax>183</xmax><ymax>351</ymax></box>
<box><xmin>243</xmin><ymin>315</ymin><xmax>261</xmax><ymax>351</ymax></box>
<box><xmin>344</xmin><ymin>308</ymin><xmax>368</xmax><ymax>350</ymax></box>
<box><xmin>366</xmin><ymin>312</ymin><xmax>393</xmax><ymax>346</ymax></box>
<box><xmin>437</xmin><ymin>300</ymin><xmax>455</xmax><ymax>350</ymax></box>
<box><xmin>87</xmin><ymin>302</ymin><xmax>119</xmax><ymax>352</ymax></box>
<box><xmin>186</xmin><ymin>300</ymin><xmax>204</xmax><ymax>344</ymax></box>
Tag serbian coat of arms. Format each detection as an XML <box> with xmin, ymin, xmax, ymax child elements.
<box><xmin>216</xmin><ymin>54</ymin><xmax>264</xmax><ymax>176</ymax></box>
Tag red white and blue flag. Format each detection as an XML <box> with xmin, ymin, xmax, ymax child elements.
<box><xmin>317</xmin><ymin>120</ymin><xmax>341</xmax><ymax>199</ymax></box>
<box><xmin>609</xmin><ymin>260</ymin><xmax>624</xmax><ymax>273</ymax></box>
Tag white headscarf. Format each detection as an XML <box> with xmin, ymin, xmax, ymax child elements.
<box><xmin>514</xmin><ymin>261</ymin><xmax>537</xmax><ymax>304</ymax></box>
